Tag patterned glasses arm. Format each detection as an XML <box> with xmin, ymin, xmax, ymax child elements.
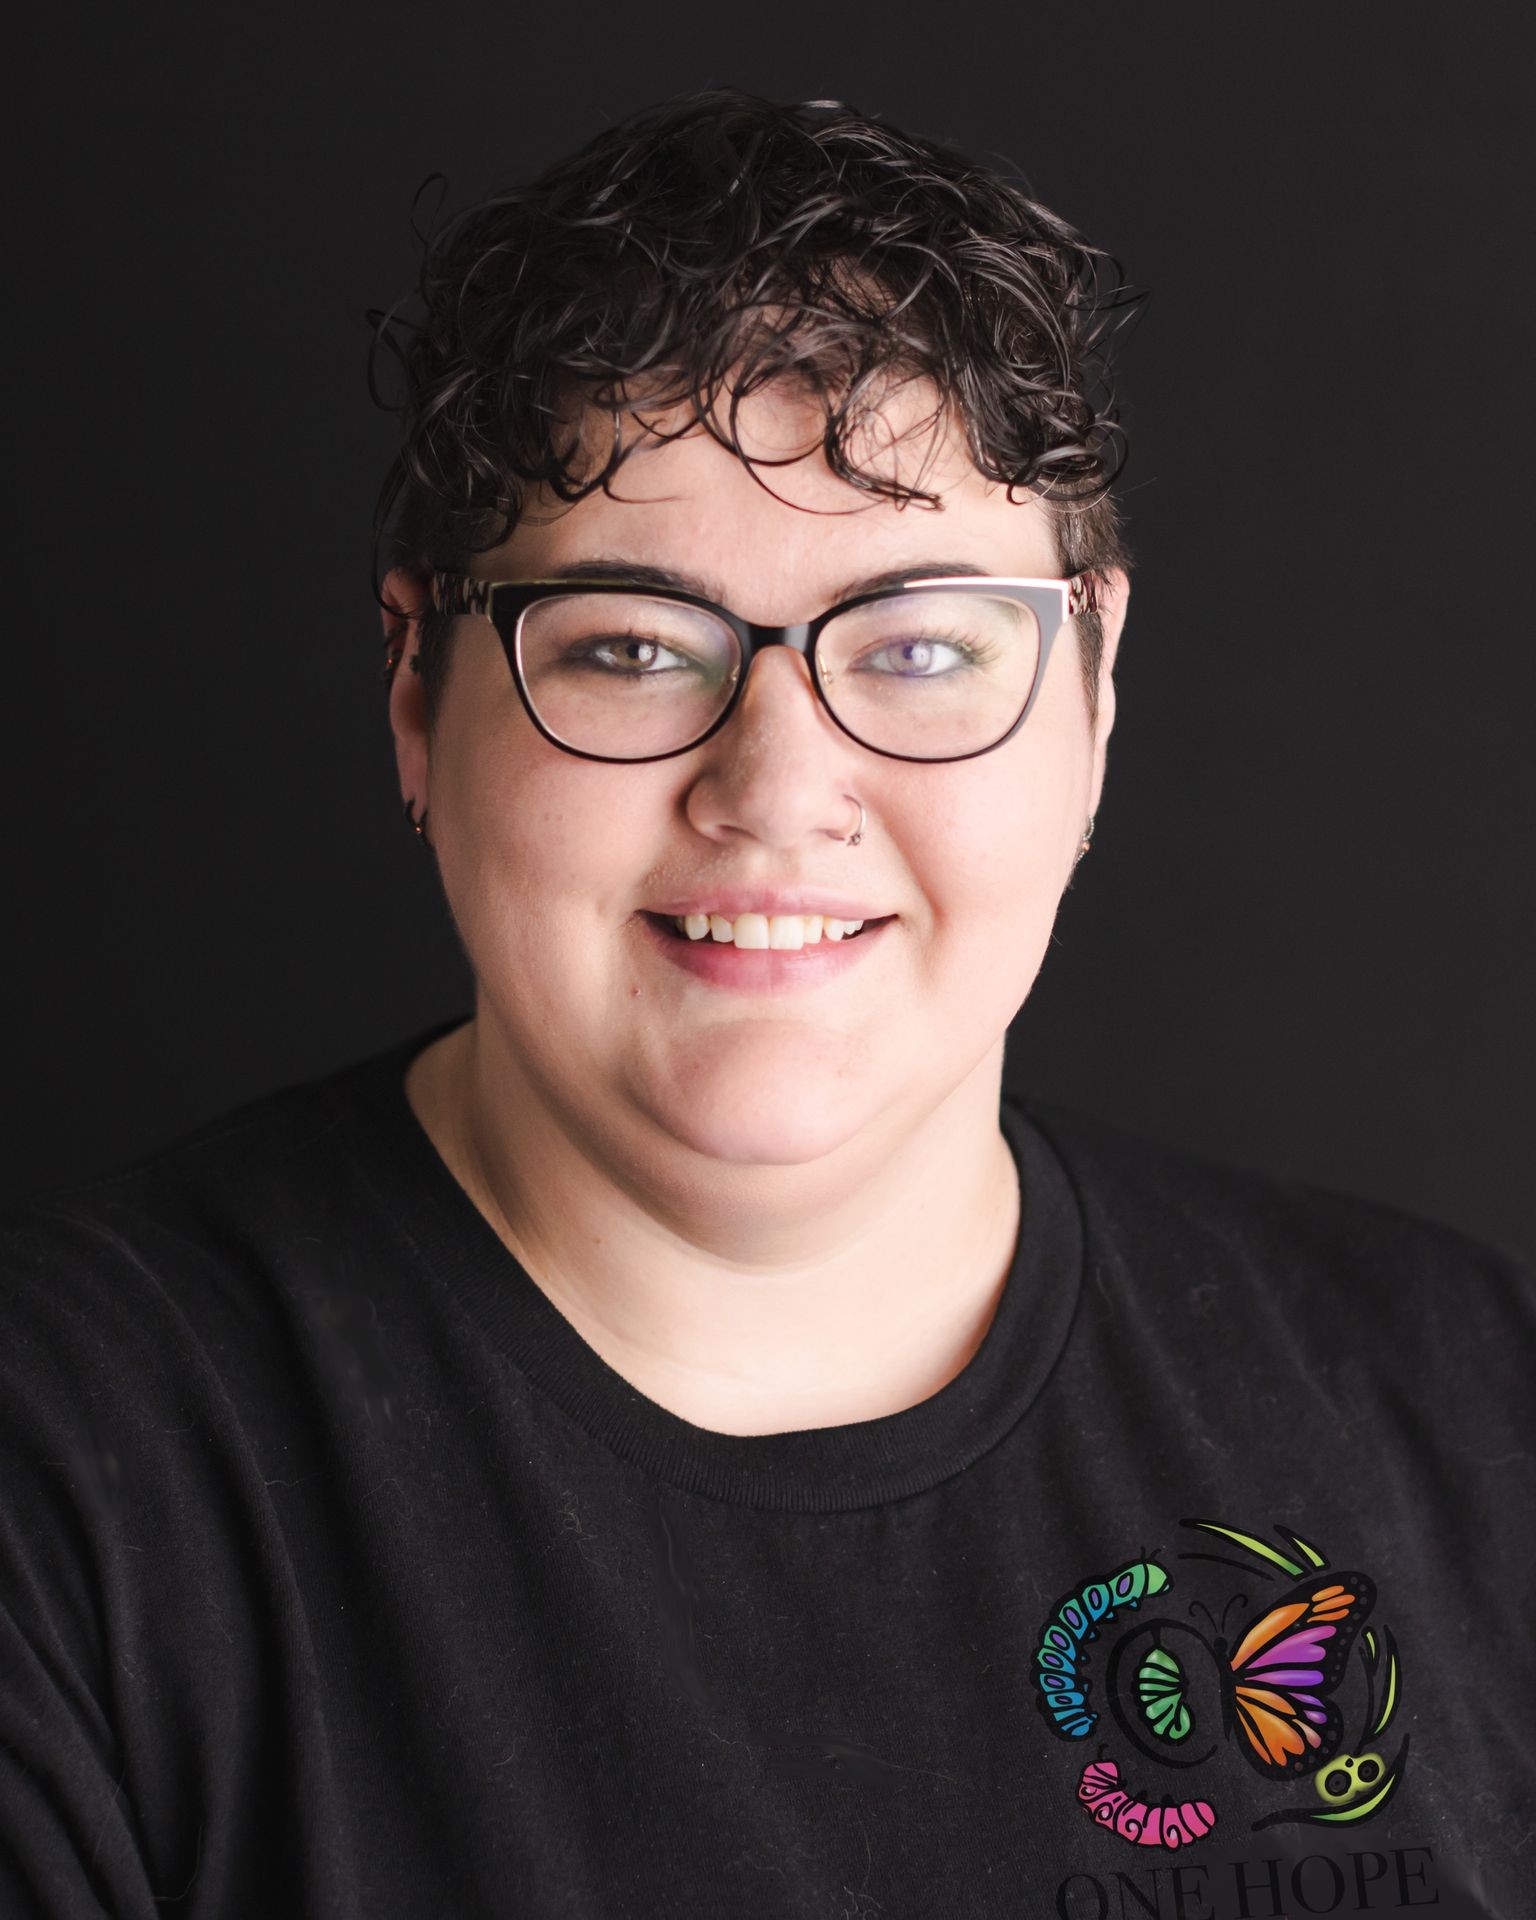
<box><xmin>1065</xmin><ymin>573</ymin><xmax>1102</xmax><ymax>618</ymax></box>
<box><xmin>432</xmin><ymin>573</ymin><xmax>494</xmax><ymax>619</ymax></box>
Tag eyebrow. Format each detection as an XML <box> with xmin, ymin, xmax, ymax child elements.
<box><xmin>536</xmin><ymin>555</ymin><xmax>999</xmax><ymax>608</ymax></box>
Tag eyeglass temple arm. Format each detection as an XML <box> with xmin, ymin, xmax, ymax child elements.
<box><xmin>1065</xmin><ymin>573</ymin><xmax>1102</xmax><ymax>618</ymax></box>
<box><xmin>432</xmin><ymin>572</ymin><xmax>492</xmax><ymax>618</ymax></box>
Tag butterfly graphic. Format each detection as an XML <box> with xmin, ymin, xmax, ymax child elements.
<box><xmin>1211</xmin><ymin>1573</ymin><xmax>1376</xmax><ymax>1777</ymax></box>
<box><xmin>1061</xmin><ymin>1520</ymin><xmax>1406</xmax><ymax>1850</ymax></box>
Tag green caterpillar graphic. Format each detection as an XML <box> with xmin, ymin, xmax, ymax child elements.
<box><xmin>1137</xmin><ymin>1642</ymin><xmax>1192</xmax><ymax>1742</ymax></box>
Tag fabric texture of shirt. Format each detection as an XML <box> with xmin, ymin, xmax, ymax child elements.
<box><xmin>2</xmin><ymin>1013</ymin><xmax>1531</xmax><ymax>1918</ymax></box>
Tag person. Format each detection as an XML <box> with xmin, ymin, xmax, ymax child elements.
<box><xmin>2</xmin><ymin>87</ymin><xmax>1530</xmax><ymax>1920</ymax></box>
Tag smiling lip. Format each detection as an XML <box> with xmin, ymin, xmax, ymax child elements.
<box><xmin>636</xmin><ymin>910</ymin><xmax>895</xmax><ymax>991</ymax></box>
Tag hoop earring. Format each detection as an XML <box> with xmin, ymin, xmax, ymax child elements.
<box><xmin>404</xmin><ymin>796</ymin><xmax>432</xmax><ymax>848</ymax></box>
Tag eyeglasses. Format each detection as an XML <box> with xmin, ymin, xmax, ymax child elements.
<box><xmin>429</xmin><ymin>570</ymin><xmax>1102</xmax><ymax>764</ymax></box>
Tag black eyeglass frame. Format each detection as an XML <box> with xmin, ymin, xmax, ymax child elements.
<box><xmin>429</xmin><ymin>570</ymin><xmax>1103</xmax><ymax>766</ymax></box>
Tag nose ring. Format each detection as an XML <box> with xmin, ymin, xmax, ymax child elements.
<box><xmin>838</xmin><ymin>794</ymin><xmax>865</xmax><ymax>846</ymax></box>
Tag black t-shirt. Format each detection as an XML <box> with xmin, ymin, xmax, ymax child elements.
<box><xmin>2</xmin><ymin>1014</ymin><xmax>1531</xmax><ymax>1919</ymax></box>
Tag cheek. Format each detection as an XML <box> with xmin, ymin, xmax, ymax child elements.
<box><xmin>894</xmin><ymin>716</ymin><xmax>1087</xmax><ymax>1029</ymax></box>
<box><xmin>909</xmin><ymin>740</ymin><xmax>1080</xmax><ymax>933</ymax></box>
<box><xmin>432</xmin><ymin>725</ymin><xmax>645</xmax><ymax>980</ymax></box>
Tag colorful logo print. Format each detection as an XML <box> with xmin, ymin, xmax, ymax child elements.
<box><xmin>1034</xmin><ymin>1518</ymin><xmax>1407</xmax><ymax>1851</ymax></box>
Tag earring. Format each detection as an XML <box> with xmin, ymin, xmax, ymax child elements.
<box><xmin>404</xmin><ymin>796</ymin><xmax>432</xmax><ymax>848</ymax></box>
<box><xmin>382</xmin><ymin>625</ymin><xmax>407</xmax><ymax>682</ymax></box>
<box><xmin>1075</xmin><ymin>813</ymin><xmax>1096</xmax><ymax>865</ymax></box>
<box><xmin>381</xmin><ymin>641</ymin><xmax>423</xmax><ymax>683</ymax></box>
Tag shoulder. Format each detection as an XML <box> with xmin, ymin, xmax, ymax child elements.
<box><xmin>0</xmin><ymin>1090</ymin><xmax>311</xmax><ymax>1448</ymax></box>
<box><xmin>1008</xmin><ymin>1092</ymin><xmax>1534</xmax><ymax>1367</ymax></box>
<box><xmin>0</xmin><ymin>1052</ymin><xmax>417</xmax><ymax>1814</ymax></box>
<box><xmin>0</xmin><ymin>1027</ymin><xmax>432</xmax><ymax>1397</ymax></box>
<box><xmin>2</xmin><ymin>1068</ymin><xmax>336</xmax><ymax>1284</ymax></box>
<box><xmin>0</xmin><ymin>1033</ymin><xmax>441</xmax><ymax>1606</ymax></box>
<box><xmin>0</xmin><ymin>1018</ymin><xmax>439</xmax><ymax>1258</ymax></box>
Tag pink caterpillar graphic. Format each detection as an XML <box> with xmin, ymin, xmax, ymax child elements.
<box><xmin>1077</xmin><ymin>1759</ymin><xmax>1217</xmax><ymax>1849</ymax></box>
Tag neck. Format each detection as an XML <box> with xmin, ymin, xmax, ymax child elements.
<box><xmin>405</xmin><ymin>1015</ymin><xmax>1021</xmax><ymax>1436</ymax></box>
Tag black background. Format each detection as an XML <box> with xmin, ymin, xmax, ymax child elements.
<box><xmin>7</xmin><ymin>3</ymin><xmax>1532</xmax><ymax>1263</ymax></box>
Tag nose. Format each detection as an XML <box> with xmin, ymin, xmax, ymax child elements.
<box><xmin>682</xmin><ymin>642</ymin><xmax>860</xmax><ymax>849</ymax></box>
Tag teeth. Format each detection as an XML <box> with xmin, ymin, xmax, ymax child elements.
<box><xmin>673</xmin><ymin>912</ymin><xmax>871</xmax><ymax>947</ymax></box>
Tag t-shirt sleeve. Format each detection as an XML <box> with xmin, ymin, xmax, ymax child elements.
<box><xmin>1</xmin><ymin>1211</ymin><xmax>168</xmax><ymax>1920</ymax></box>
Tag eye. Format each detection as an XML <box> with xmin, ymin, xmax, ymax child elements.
<box><xmin>582</xmin><ymin>635</ymin><xmax>694</xmax><ymax>674</ymax></box>
<box><xmin>855</xmin><ymin>635</ymin><xmax>978</xmax><ymax>678</ymax></box>
<box><xmin>520</xmin><ymin>592</ymin><xmax>737</xmax><ymax>686</ymax></box>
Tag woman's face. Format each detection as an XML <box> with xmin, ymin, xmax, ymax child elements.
<box><xmin>387</xmin><ymin>385</ymin><xmax>1126</xmax><ymax>1172</ymax></box>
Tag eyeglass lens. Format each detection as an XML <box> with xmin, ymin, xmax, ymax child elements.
<box><xmin>514</xmin><ymin>590</ymin><xmax>1043</xmax><ymax>759</ymax></box>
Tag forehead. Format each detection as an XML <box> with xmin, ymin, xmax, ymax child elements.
<box><xmin>485</xmin><ymin>377</ymin><xmax>1061</xmax><ymax>607</ymax></box>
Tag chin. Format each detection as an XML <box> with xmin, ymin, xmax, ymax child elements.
<box><xmin>671</xmin><ymin>1114</ymin><xmax>854</xmax><ymax>1168</ymax></box>
<box><xmin>633</xmin><ymin>1049</ymin><xmax>875</xmax><ymax>1169</ymax></box>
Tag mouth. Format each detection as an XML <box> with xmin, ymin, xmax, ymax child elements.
<box><xmin>634</xmin><ymin>909</ymin><xmax>898</xmax><ymax>990</ymax></box>
<box><xmin>639</xmin><ymin>910</ymin><xmax>897</xmax><ymax>949</ymax></box>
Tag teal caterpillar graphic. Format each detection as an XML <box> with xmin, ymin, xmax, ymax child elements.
<box><xmin>1035</xmin><ymin>1560</ymin><xmax>1171</xmax><ymax>1740</ymax></box>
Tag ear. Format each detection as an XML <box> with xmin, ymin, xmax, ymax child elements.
<box><xmin>1086</xmin><ymin>566</ymin><xmax>1129</xmax><ymax>821</ymax></box>
<box><xmin>382</xmin><ymin>567</ymin><xmax>432</xmax><ymax>819</ymax></box>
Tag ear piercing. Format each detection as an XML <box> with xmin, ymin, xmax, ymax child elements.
<box><xmin>381</xmin><ymin>637</ymin><xmax>422</xmax><ymax>682</ymax></box>
<box><xmin>404</xmin><ymin>796</ymin><xmax>431</xmax><ymax>848</ymax></box>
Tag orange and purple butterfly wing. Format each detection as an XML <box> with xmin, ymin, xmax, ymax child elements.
<box><xmin>1225</xmin><ymin>1575</ymin><xmax>1375</xmax><ymax>1777</ymax></box>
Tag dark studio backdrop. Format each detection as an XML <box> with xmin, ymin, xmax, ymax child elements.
<box><xmin>7</xmin><ymin>4</ymin><xmax>1533</xmax><ymax>1266</ymax></box>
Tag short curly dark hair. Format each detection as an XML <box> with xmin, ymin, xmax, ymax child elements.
<box><xmin>370</xmin><ymin>86</ymin><xmax>1140</xmax><ymax>733</ymax></box>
